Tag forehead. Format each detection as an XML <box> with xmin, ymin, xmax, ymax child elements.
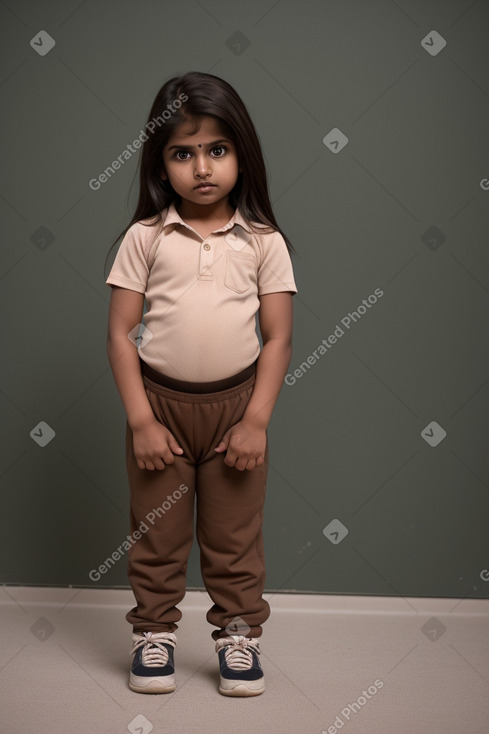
<box><xmin>165</xmin><ymin>116</ymin><xmax>227</xmax><ymax>146</ymax></box>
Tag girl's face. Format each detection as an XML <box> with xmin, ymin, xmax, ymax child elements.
<box><xmin>161</xmin><ymin>116</ymin><xmax>240</xmax><ymax>209</ymax></box>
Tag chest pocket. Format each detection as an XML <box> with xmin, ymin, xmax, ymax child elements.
<box><xmin>224</xmin><ymin>251</ymin><xmax>257</xmax><ymax>294</ymax></box>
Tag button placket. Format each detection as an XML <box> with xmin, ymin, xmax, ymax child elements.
<box><xmin>199</xmin><ymin>238</ymin><xmax>215</xmax><ymax>280</ymax></box>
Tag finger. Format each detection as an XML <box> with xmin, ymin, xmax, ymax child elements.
<box><xmin>153</xmin><ymin>457</ymin><xmax>166</xmax><ymax>470</ymax></box>
<box><xmin>168</xmin><ymin>438</ymin><xmax>184</xmax><ymax>455</ymax></box>
<box><xmin>161</xmin><ymin>449</ymin><xmax>175</xmax><ymax>466</ymax></box>
<box><xmin>216</xmin><ymin>428</ymin><xmax>232</xmax><ymax>451</ymax></box>
<box><xmin>234</xmin><ymin>456</ymin><xmax>248</xmax><ymax>471</ymax></box>
<box><xmin>215</xmin><ymin>434</ymin><xmax>230</xmax><ymax>452</ymax></box>
<box><xmin>223</xmin><ymin>445</ymin><xmax>237</xmax><ymax>465</ymax></box>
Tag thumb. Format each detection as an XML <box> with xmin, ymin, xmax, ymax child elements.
<box><xmin>215</xmin><ymin>429</ymin><xmax>230</xmax><ymax>452</ymax></box>
<box><xmin>167</xmin><ymin>435</ymin><xmax>184</xmax><ymax>455</ymax></box>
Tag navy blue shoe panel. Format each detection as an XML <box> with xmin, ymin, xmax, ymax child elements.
<box><xmin>218</xmin><ymin>648</ymin><xmax>264</xmax><ymax>681</ymax></box>
<box><xmin>131</xmin><ymin>644</ymin><xmax>175</xmax><ymax>678</ymax></box>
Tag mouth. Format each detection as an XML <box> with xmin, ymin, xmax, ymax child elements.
<box><xmin>194</xmin><ymin>183</ymin><xmax>216</xmax><ymax>190</ymax></box>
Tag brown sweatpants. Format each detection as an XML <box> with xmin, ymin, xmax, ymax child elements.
<box><xmin>124</xmin><ymin>358</ymin><xmax>271</xmax><ymax>640</ymax></box>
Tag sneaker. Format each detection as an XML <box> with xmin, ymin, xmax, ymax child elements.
<box><xmin>215</xmin><ymin>635</ymin><xmax>265</xmax><ymax>697</ymax></box>
<box><xmin>129</xmin><ymin>631</ymin><xmax>177</xmax><ymax>694</ymax></box>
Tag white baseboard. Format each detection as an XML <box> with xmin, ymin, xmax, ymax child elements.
<box><xmin>1</xmin><ymin>585</ymin><xmax>487</xmax><ymax>615</ymax></box>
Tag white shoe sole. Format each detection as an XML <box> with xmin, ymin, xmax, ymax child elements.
<box><xmin>218</xmin><ymin>677</ymin><xmax>265</xmax><ymax>697</ymax></box>
<box><xmin>129</xmin><ymin>673</ymin><xmax>176</xmax><ymax>694</ymax></box>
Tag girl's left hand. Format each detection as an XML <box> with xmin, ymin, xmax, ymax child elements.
<box><xmin>214</xmin><ymin>420</ymin><xmax>267</xmax><ymax>471</ymax></box>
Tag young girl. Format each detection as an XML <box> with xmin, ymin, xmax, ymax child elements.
<box><xmin>105</xmin><ymin>71</ymin><xmax>297</xmax><ymax>697</ymax></box>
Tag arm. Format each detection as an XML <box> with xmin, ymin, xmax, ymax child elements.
<box><xmin>214</xmin><ymin>291</ymin><xmax>294</xmax><ymax>470</ymax></box>
<box><xmin>106</xmin><ymin>286</ymin><xmax>183</xmax><ymax>470</ymax></box>
<box><xmin>242</xmin><ymin>291</ymin><xmax>293</xmax><ymax>428</ymax></box>
<box><xmin>106</xmin><ymin>286</ymin><xmax>154</xmax><ymax>429</ymax></box>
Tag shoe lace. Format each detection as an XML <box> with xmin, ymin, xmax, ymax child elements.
<box><xmin>130</xmin><ymin>631</ymin><xmax>177</xmax><ymax>668</ymax></box>
<box><xmin>215</xmin><ymin>635</ymin><xmax>260</xmax><ymax>670</ymax></box>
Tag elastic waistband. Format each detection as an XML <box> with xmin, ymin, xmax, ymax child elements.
<box><xmin>140</xmin><ymin>358</ymin><xmax>257</xmax><ymax>402</ymax></box>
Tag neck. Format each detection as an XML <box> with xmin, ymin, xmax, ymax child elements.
<box><xmin>176</xmin><ymin>198</ymin><xmax>234</xmax><ymax>224</ymax></box>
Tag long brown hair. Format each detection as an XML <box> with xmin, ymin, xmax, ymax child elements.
<box><xmin>104</xmin><ymin>71</ymin><xmax>296</xmax><ymax>277</ymax></box>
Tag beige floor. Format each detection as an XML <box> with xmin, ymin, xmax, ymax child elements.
<box><xmin>0</xmin><ymin>586</ymin><xmax>488</xmax><ymax>734</ymax></box>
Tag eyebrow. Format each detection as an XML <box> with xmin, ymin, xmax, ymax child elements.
<box><xmin>167</xmin><ymin>138</ymin><xmax>231</xmax><ymax>151</ymax></box>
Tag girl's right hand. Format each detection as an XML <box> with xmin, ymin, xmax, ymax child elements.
<box><xmin>132</xmin><ymin>420</ymin><xmax>184</xmax><ymax>471</ymax></box>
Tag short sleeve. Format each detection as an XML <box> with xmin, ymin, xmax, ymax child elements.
<box><xmin>257</xmin><ymin>230</ymin><xmax>298</xmax><ymax>296</ymax></box>
<box><xmin>105</xmin><ymin>222</ymin><xmax>150</xmax><ymax>293</ymax></box>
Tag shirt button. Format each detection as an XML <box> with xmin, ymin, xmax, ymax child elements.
<box><xmin>203</xmin><ymin>243</ymin><xmax>210</xmax><ymax>250</ymax></box>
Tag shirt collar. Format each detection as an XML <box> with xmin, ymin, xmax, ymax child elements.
<box><xmin>163</xmin><ymin>201</ymin><xmax>253</xmax><ymax>234</ymax></box>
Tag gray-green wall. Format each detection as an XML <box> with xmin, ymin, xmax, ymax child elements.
<box><xmin>1</xmin><ymin>0</ymin><xmax>488</xmax><ymax>600</ymax></box>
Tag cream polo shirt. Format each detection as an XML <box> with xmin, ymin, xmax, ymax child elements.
<box><xmin>106</xmin><ymin>202</ymin><xmax>297</xmax><ymax>381</ymax></box>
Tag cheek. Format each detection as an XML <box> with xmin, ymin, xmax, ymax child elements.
<box><xmin>227</xmin><ymin>156</ymin><xmax>240</xmax><ymax>175</ymax></box>
<box><xmin>167</xmin><ymin>164</ymin><xmax>190</xmax><ymax>183</ymax></box>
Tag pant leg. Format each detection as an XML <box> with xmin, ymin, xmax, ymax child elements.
<box><xmin>193</xmin><ymin>378</ymin><xmax>271</xmax><ymax>640</ymax></box>
<box><xmin>124</xmin><ymin>388</ymin><xmax>197</xmax><ymax>633</ymax></box>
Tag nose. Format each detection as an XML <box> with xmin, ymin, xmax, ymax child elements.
<box><xmin>194</xmin><ymin>152</ymin><xmax>211</xmax><ymax>179</ymax></box>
